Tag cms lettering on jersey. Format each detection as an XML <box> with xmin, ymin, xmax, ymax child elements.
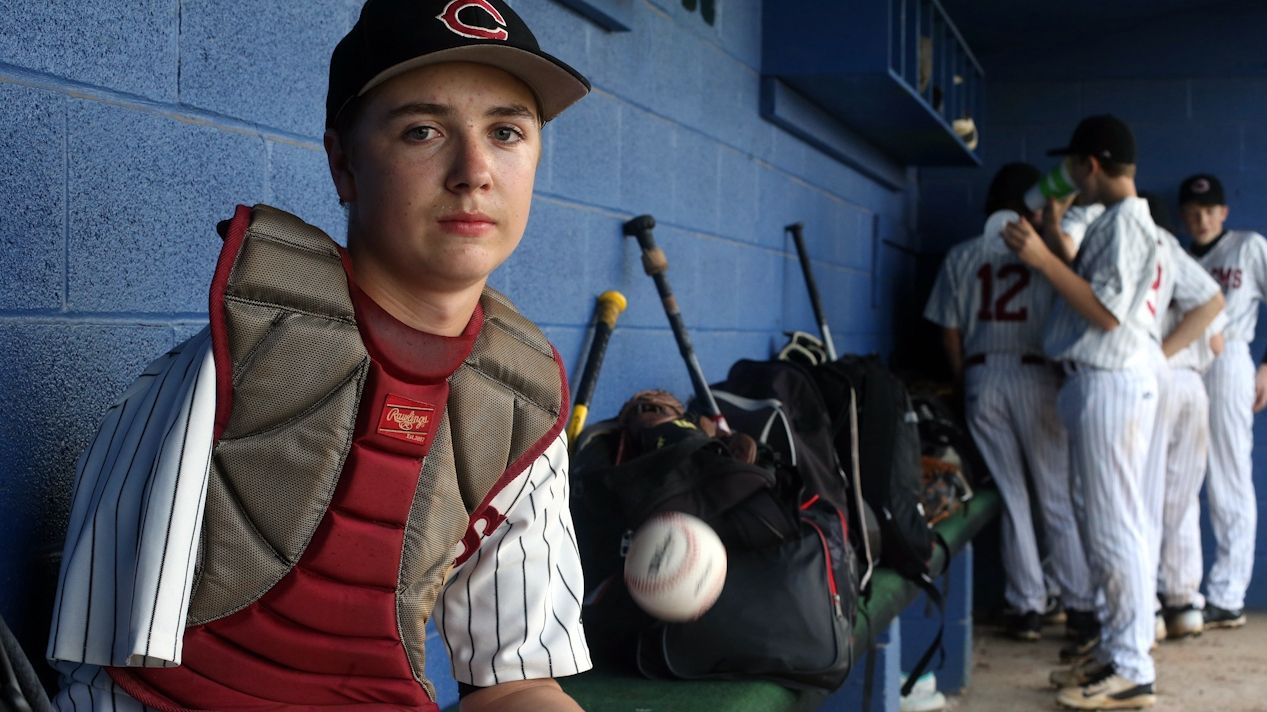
<box><xmin>1209</xmin><ymin>267</ymin><xmax>1243</xmax><ymax>290</ymax></box>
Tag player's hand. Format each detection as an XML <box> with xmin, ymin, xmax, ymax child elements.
<box><xmin>1210</xmin><ymin>332</ymin><xmax>1225</xmax><ymax>356</ymax></box>
<box><xmin>1254</xmin><ymin>364</ymin><xmax>1267</xmax><ymax>413</ymax></box>
<box><xmin>1002</xmin><ymin>218</ymin><xmax>1052</xmax><ymax>268</ymax></box>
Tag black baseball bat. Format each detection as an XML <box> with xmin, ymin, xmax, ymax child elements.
<box><xmin>622</xmin><ymin>214</ymin><xmax>730</xmax><ymax>434</ymax></box>
<box><xmin>787</xmin><ymin>222</ymin><xmax>838</xmax><ymax>360</ymax></box>
<box><xmin>567</xmin><ymin>290</ymin><xmax>628</xmax><ymax>445</ymax></box>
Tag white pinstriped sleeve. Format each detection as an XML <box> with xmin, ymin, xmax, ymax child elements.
<box><xmin>435</xmin><ymin>434</ymin><xmax>592</xmax><ymax>687</ymax></box>
<box><xmin>47</xmin><ymin>329</ymin><xmax>215</xmax><ymax>670</ymax></box>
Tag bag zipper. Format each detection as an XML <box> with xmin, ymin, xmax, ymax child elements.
<box><xmin>803</xmin><ymin>516</ymin><xmax>843</xmax><ymax>619</ymax></box>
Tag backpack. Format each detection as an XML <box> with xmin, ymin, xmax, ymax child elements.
<box><xmin>571</xmin><ymin>391</ymin><xmax>856</xmax><ymax>692</ymax></box>
<box><xmin>812</xmin><ymin>355</ymin><xmax>934</xmax><ymax>580</ymax></box>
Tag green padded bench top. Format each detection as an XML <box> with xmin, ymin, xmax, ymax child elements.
<box><xmin>549</xmin><ymin>487</ymin><xmax>1002</xmax><ymax>712</ymax></box>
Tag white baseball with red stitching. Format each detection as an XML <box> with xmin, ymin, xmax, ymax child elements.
<box><xmin>624</xmin><ymin>511</ymin><xmax>727</xmax><ymax>622</ymax></box>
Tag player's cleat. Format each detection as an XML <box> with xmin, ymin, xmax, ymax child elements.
<box><xmin>1065</xmin><ymin>608</ymin><xmax>1100</xmax><ymax>642</ymax></box>
<box><xmin>1162</xmin><ymin>605</ymin><xmax>1203</xmax><ymax>639</ymax></box>
<box><xmin>1050</xmin><ymin>658</ymin><xmax>1112</xmax><ymax>689</ymax></box>
<box><xmin>1203</xmin><ymin>604</ymin><xmax>1247</xmax><ymax>629</ymax></box>
<box><xmin>1059</xmin><ymin>634</ymin><xmax>1100</xmax><ymax>663</ymax></box>
<box><xmin>1043</xmin><ymin>595</ymin><xmax>1068</xmax><ymax>626</ymax></box>
<box><xmin>1055</xmin><ymin>666</ymin><xmax>1155</xmax><ymax>710</ymax></box>
<box><xmin>1007</xmin><ymin>610</ymin><xmax>1042</xmax><ymax>641</ymax></box>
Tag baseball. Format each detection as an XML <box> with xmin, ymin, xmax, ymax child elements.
<box><xmin>623</xmin><ymin>511</ymin><xmax>727</xmax><ymax>622</ymax></box>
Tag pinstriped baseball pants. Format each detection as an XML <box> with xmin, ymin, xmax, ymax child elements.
<box><xmin>965</xmin><ymin>358</ymin><xmax>1094</xmax><ymax>614</ymax></box>
<box><xmin>1058</xmin><ymin>365</ymin><xmax>1158</xmax><ymax>685</ymax></box>
<box><xmin>1141</xmin><ymin>345</ymin><xmax>1173</xmax><ymax>609</ymax></box>
<box><xmin>1203</xmin><ymin>341</ymin><xmax>1257</xmax><ymax>611</ymax></box>
<box><xmin>1157</xmin><ymin>368</ymin><xmax>1210</xmax><ymax>608</ymax></box>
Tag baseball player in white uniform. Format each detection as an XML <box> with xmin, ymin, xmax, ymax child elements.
<box><xmin>1003</xmin><ymin>115</ymin><xmax>1162</xmax><ymax>710</ymax></box>
<box><xmin>44</xmin><ymin>2</ymin><xmax>594</xmax><ymax>710</ymax></box>
<box><xmin>925</xmin><ymin>163</ymin><xmax>1095</xmax><ymax>643</ymax></box>
<box><xmin>1140</xmin><ymin>225</ymin><xmax>1224</xmax><ymax>640</ymax></box>
<box><xmin>1179</xmin><ymin>173</ymin><xmax>1267</xmax><ymax>630</ymax></box>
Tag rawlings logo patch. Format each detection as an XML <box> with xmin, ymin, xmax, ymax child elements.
<box><xmin>436</xmin><ymin>0</ymin><xmax>509</xmax><ymax>41</ymax></box>
<box><xmin>378</xmin><ymin>394</ymin><xmax>436</xmax><ymax>444</ymax></box>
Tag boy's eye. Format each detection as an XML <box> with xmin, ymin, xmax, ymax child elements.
<box><xmin>406</xmin><ymin>126</ymin><xmax>436</xmax><ymax>141</ymax></box>
<box><xmin>493</xmin><ymin>126</ymin><xmax>524</xmax><ymax>143</ymax></box>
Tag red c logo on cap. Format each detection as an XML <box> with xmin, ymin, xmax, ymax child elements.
<box><xmin>437</xmin><ymin>0</ymin><xmax>510</xmax><ymax>41</ymax></box>
<box><xmin>1192</xmin><ymin>178</ymin><xmax>1210</xmax><ymax>194</ymax></box>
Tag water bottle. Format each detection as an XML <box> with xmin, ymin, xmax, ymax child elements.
<box><xmin>1024</xmin><ymin>159</ymin><xmax>1076</xmax><ymax>212</ymax></box>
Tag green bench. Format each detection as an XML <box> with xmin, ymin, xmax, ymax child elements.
<box><xmin>557</xmin><ymin>487</ymin><xmax>1002</xmax><ymax>712</ymax></box>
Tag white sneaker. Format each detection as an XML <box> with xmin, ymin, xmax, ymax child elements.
<box><xmin>1056</xmin><ymin>672</ymin><xmax>1155</xmax><ymax>709</ymax></box>
<box><xmin>1163</xmin><ymin>606</ymin><xmax>1203</xmax><ymax>639</ymax></box>
<box><xmin>900</xmin><ymin>671</ymin><xmax>937</xmax><ymax>698</ymax></box>
<box><xmin>900</xmin><ymin>672</ymin><xmax>945</xmax><ymax>712</ymax></box>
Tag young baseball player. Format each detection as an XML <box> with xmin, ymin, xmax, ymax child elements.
<box><xmin>1003</xmin><ymin>115</ymin><xmax>1162</xmax><ymax>709</ymax></box>
<box><xmin>1179</xmin><ymin>173</ymin><xmax>1267</xmax><ymax>630</ymax></box>
<box><xmin>44</xmin><ymin>2</ymin><xmax>592</xmax><ymax>710</ymax></box>
<box><xmin>924</xmin><ymin>163</ymin><xmax>1097</xmax><ymax>644</ymax></box>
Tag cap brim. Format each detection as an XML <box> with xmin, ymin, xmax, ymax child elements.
<box><xmin>359</xmin><ymin>45</ymin><xmax>590</xmax><ymax>123</ymax></box>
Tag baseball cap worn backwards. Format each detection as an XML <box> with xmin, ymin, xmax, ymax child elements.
<box><xmin>327</xmin><ymin>0</ymin><xmax>591</xmax><ymax>128</ymax></box>
<box><xmin>1179</xmin><ymin>174</ymin><xmax>1226</xmax><ymax>206</ymax></box>
<box><xmin>1047</xmin><ymin>114</ymin><xmax>1136</xmax><ymax>165</ymax></box>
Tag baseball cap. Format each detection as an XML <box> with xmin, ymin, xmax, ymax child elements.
<box><xmin>984</xmin><ymin>162</ymin><xmax>1041</xmax><ymax>215</ymax></box>
<box><xmin>1047</xmin><ymin>114</ymin><xmax>1136</xmax><ymax>164</ymax></box>
<box><xmin>1178</xmin><ymin>173</ymin><xmax>1226</xmax><ymax>206</ymax></box>
<box><xmin>327</xmin><ymin>0</ymin><xmax>591</xmax><ymax>128</ymax></box>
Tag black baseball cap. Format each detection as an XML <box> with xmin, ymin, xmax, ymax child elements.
<box><xmin>984</xmin><ymin>162</ymin><xmax>1041</xmax><ymax>215</ymax></box>
<box><xmin>1047</xmin><ymin>114</ymin><xmax>1136</xmax><ymax>165</ymax></box>
<box><xmin>1178</xmin><ymin>173</ymin><xmax>1226</xmax><ymax>206</ymax></box>
<box><xmin>327</xmin><ymin>0</ymin><xmax>591</xmax><ymax>128</ymax></box>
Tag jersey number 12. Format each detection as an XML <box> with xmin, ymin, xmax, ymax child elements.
<box><xmin>976</xmin><ymin>264</ymin><xmax>1030</xmax><ymax>322</ymax></box>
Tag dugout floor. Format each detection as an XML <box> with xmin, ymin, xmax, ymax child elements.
<box><xmin>951</xmin><ymin>612</ymin><xmax>1267</xmax><ymax>711</ymax></box>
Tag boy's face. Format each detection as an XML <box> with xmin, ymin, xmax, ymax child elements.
<box><xmin>1180</xmin><ymin>202</ymin><xmax>1229</xmax><ymax>244</ymax></box>
<box><xmin>328</xmin><ymin>61</ymin><xmax>541</xmax><ymax>293</ymax></box>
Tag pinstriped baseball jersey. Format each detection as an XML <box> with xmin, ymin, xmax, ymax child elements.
<box><xmin>1167</xmin><ymin>309</ymin><xmax>1228</xmax><ymax>372</ymax></box>
<box><xmin>1043</xmin><ymin>197</ymin><xmax>1162</xmax><ymax>368</ymax></box>
<box><xmin>1193</xmin><ymin>229</ymin><xmax>1267</xmax><ymax>342</ymax></box>
<box><xmin>924</xmin><ymin>233</ymin><xmax>1054</xmax><ymax>356</ymax></box>
<box><xmin>1154</xmin><ymin>229</ymin><xmax>1221</xmax><ymax>341</ymax></box>
<box><xmin>47</xmin><ymin>331</ymin><xmax>590</xmax><ymax>709</ymax></box>
<box><xmin>1062</xmin><ymin>203</ymin><xmax>1106</xmax><ymax>254</ymax></box>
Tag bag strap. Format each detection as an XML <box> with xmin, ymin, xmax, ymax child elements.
<box><xmin>898</xmin><ymin>533</ymin><xmax>952</xmax><ymax>697</ymax></box>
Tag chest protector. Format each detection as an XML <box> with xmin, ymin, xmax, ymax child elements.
<box><xmin>110</xmin><ymin>205</ymin><xmax>567</xmax><ymax>710</ymax></box>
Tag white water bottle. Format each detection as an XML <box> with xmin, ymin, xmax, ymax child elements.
<box><xmin>1024</xmin><ymin>159</ymin><xmax>1076</xmax><ymax>212</ymax></box>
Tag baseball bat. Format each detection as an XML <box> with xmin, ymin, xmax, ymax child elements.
<box><xmin>566</xmin><ymin>290</ymin><xmax>628</xmax><ymax>445</ymax></box>
<box><xmin>787</xmin><ymin>222</ymin><xmax>838</xmax><ymax>360</ymax></box>
<box><xmin>622</xmin><ymin>214</ymin><xmax>730</xmax><ymax>434</ymax></box>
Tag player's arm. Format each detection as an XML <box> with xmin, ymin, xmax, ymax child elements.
<box><xmin>1254</xmin><ymin>363</ymin><xmax>1267</xmax><ymax>412</ymax></box>
<box><xmin>941</xmin><ymin>327</ymin><xmax>964</xmax><ymax>385</ymax></box>
<box><xmin>461</xmin><ymin>679</ymin><xmax>583</xmax><ymax>712</ymax></box>
<box><xmin>1039</xmin><ymin>194</ymin><xmax>1078</xmax><ymax>264</ymax></box>
<box><xmin>1162</xmin><ymin>292</ymin><xmax>1224</xmax><ymax>357</ymax></box>
<box><xmin>1002</xmin><ymin>218</ymin><xmax>1119</xmax><ymax>331</ymax></box>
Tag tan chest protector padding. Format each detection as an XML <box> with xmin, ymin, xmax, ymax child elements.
<box><xmin>189</xmin><ymin>206</ymin><xmax>565</xmax><ymax>687</ymax></box>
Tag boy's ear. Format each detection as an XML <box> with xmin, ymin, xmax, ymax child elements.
<box><xmin>325</xmin><ymin>129</ymin><xmax>357</xmax><ymax>204</ymax></box>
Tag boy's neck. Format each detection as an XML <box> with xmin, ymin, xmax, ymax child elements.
<box><xmin>1096</xmin><ymin>177</ymin><xmax>1137</xmax><ymax>206</ymax></box>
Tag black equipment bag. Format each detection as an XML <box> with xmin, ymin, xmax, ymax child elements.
<box><xmin>571</xmin><ymin>391</ymin><xmax>856</xmax><ymax>692</ymax></box>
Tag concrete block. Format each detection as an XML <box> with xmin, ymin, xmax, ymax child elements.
<box><xmin>0</xmin><ymin>321</ymin><xmax>177</xmax><ymax>611</ymax></box>
<box><xmin>506</xmin><ymin>199</ymin><xmax>596</xmax><ymax>326</ymax></box>
<box><xmin>756</xmin><ymin>169</ymin><xmax>813</xmax><ymax>251</ymax></box>
<box><xmin>179</xmin><ymin>0</ymin><xmax>361</xmax><ymax>137</ymax></box>
<box><xmin>1132</xmin><ymin>122</ymin><xmax>1241</xmax><ymax>197</ymax></box>
<box><xmin>513</xmin><ymin>0</ymin><xmax>590</xmax><ymax>81</ymax></box>
<box><xmin>716</xmin><ymin>0</ymin><xmax>762</xmax><ymax>69</ymax></box>
<box><xmin>1190</xmin><ymin>78</ymin><xmax>1267</xmax><ymax>122</ymax></box>
<box><xmin>268</xmin><ymin>140</ymin><xmax>346</xmax><ymax>245</ymax></box>
<box><xmin>548</xmin><ymin>91</ymin><xmax>622</xmax><ymax>209</ymax></box>
<box><xmin>693</xmin><ymin>329</ymin><xmax>773</xmax><ymax>379</ymax></box>
<box><xmin>618</xmin><ymin>104</ymin><xmax>677</xmax><ymax>218</ymax></box>
<box><xmin>0</xmin><ymin>0</ymin><xmax>178</xmax><ymax>100</ymax></box>
<box><xmin>0</xmin><ymin>85</ymin><xmax>65</xmax><ymax>310</ymax></box>
<box><xmin>667</xmin><ymin>128</ymin><xmax>719</xmax><ymax>233</ymax></box>
<box><xmin>716</xmin><ymin>146</ymin><xmax>758</xmax><ymax>242</ymax></box>
<box><xmin>716</xmin><ymin>241</ymin><xmax>780</xmax><ymax>332</ymax></box>
<box><xmin>986</xmin><ymin>81</ymin><xmax>1083</xmax><ymax>127</ymax></box>
<box><xmin>1081</xmin><ymin>79</ymin><xmax>1190</xmax><ymax>126</ymax></box>
<box><xmin>600</xmin><ymin>328</ymin><xmax>695</xmax><ymax>415</ymax></box>
<box><xmin>67</xmin><ymin>100</ymin><xmax>267</xmax><ymax>314</ymax></box>
<box><xmin>769</xmin><ymin>127</ymin><xmax>810</xmax><ymax>181</ymax></box>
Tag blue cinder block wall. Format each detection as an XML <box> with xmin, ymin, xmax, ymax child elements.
<box><xmin>919</xmin><ymin>5</ymin><xmax>1267</xmax><ymax>610</ymax></box>
<box><xmin>0</xmin><ymin>0</ymin><xmax>917</xmax><ymax>690</ymax></box>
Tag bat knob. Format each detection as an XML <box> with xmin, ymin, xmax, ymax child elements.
<box><xmin>597</xmin><ymin>290</ymin><xmax>628</xmax><ymax>326</ymax></box>
<box><xmin>622</xmin><ymin>214</ymin><xmax>656</xmax><ymax>236</ymax></box>
<box><xmin>785</xmin><ymin>222</ymin><xmax>804</xmax><ymax>233</ymax></box>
